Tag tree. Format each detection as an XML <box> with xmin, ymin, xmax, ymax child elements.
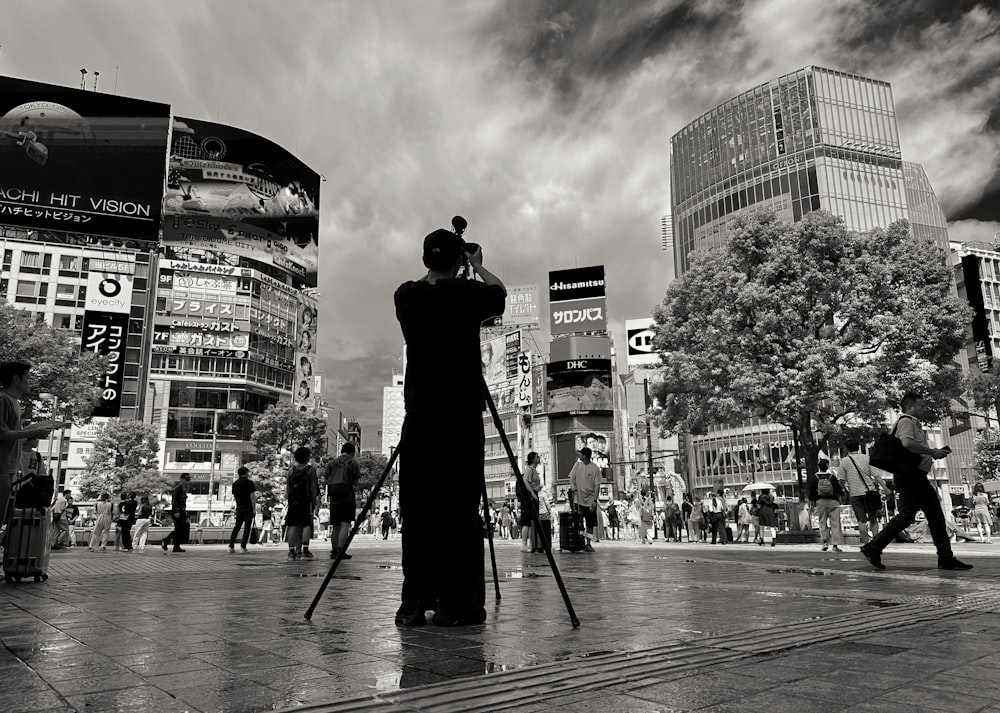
<box><xmin>963</xmin><ymin>363</ymin><xmax>1000</xmax><ymax>427</ymax></box>
<box><xmin>249</xmin><ymin>403</ymin><xmax>328</xmax><ymax>499</ymax></box>
<box><xmin>650</xmin><ymin>210</ymin><xmax>967</xmax><ymax>498</ymax></box>
<box><xmin>0</xmin><ymin>303</ymin><xmax>109</xmax><ymax>423</ymax></box>
<box><xmin>972</xmin><ymin>429</ymin><xmax>1000</xmax><ymax>483</ymax></box>
<box><xmin>77</xmin><ymin>419</ymin><xmax>172</xmax><ymax>498</ymax></box>
<box><xmin>355</xmin><ymin>451</ymin><xmax>390</xmax><ymax>496</ymax></box>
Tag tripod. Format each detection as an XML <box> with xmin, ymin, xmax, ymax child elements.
<box><xmin>305</xmin><ymin>375</ymin><xmax>580</xmax><ymax>628</ymax></box>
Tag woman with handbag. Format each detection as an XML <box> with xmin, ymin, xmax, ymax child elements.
<box><xmin>837</xmin><ymin>439</ymin><xmax>889</xmax><ymax>546</ymax></box>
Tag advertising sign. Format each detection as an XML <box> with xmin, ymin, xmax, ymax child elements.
<box><xmin>545</xmin><ymin>359</ymin><xmax>614</xmax><ymax>414</ymax></box>
<box><xmin>516</xmin><ymin>352</ymin><xmax>533</xmax><ymax>407</ymax></box>
<box><xmin>161</xmin><ymin>117</ymin><xmax>321</xmax><ymax>287</ymax></box>
<box><xmin>84</xmin><ymin>266</ymin><xmax>134</xmax><ymax>314</ymax></box>
<box><xmin>549</xmin><ymin>265</ymin><xmax>606</xmax><ymax>303</ymax></box>
<box><xmin>550</xmin><ymin>295</ymin><xmax>607</xmax><ymax>336</ymax></box>
<box><xmin>575</xmin><ymin>432</ymin><xmax>610</xmax><ymax>469</ymax></box>
<box><xmin>481</xmin><ymin>331</ymin><xmax>520</xmax><ymax>387</ymax></box>
<box><xmin>293</xmin><ymin>294</ymin><xmax>319</xmax><ymax>409</ymax></box>
<box><xmin>626</xmin><ymin>317</ymin><xmax>659</xmax><ymax>367</ymax></box>
<box><xmin>81</xmin><ymin>311</ymin><xmax>130</xmax><ymax>417</ymax></box>
<box><xmin>168</xmin><ymin>298</ymin><xmax>239</xmax><ymax>319</ymax></box>
<box><xmin>0</xmin><ymin>76</ymin><xmax>170</xmax><ymax>240</ymax></box>
<box><xmin>485</xmin><ymin>285</ymin><xmax>540</xmax><ymax>329</ymax></box>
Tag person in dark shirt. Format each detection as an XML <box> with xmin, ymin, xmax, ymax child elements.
<box><xmin>161</xmin><ymin>474</ymin><xmax>191</xmax><ymax>553</ymax></box>
<box><xmin>393</xmin><ymin>225</ymin><xmax>506</xmax><ymax>627</ymax></box>
<box><xmin>229</xmin><ymin>466</ymin><xmax>257</xmax><ymax>552</ymax></box>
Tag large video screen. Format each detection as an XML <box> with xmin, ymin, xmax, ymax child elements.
<box><xmin>161</xmin><ymin>117</ymin><xmax>321</xmax><ymax>286</ymax></box>
<box><xmin>0</xmin><ymin>76</ymin><xmax>170</xmax><ymax>240</ymax></box>
<box><xmin>545</xmin><ymin>359</ymin><xmax>613</xmax><ymax>414</ymax></box>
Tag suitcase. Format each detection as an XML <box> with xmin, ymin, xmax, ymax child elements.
<box><xmin>532</xmin><ymin>518</ymin><xmax>552</xmax><ymax>552</ymax></box>
<box><xmin>3</xmin><ymin>507</ymin><xmax>51</xmax><ymax>584</ymax></box>
<box><xmin>725</xmin><ymin>525</ymin><xmax>734</xmax><ymax>543</ymax></box>
<box><xmin>559</xmin><ymin>511</ymin><xmax>584</xmax><ymax>552</ymax></box>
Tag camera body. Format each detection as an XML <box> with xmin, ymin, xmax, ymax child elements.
<box><xmin>463</xmin><ymin>242</ymin><xmax>480</xmax><ymax>255</ymax></box>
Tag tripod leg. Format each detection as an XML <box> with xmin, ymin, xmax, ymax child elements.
<box><xmin>481</xmin><ymin>377</ymin><xmax>580</xmax><ymax>628</ymax></box>
<box><xmin>482</xmin><ymin>481</ymin><xmax>501</xmax><ymax>601</ymax></box>
<box><xmin>305</xmin><ymin>441</ymin><xmax>403</xmax><ymax>620</ymax></box>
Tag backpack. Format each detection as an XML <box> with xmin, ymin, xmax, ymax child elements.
<box><xmin>287</xmin><ymin>466</ymin><xmax>310</xmax><ymax>506</ymax></box>
<box><xmin>325</xmin><ymin>458</ymin><xmax>355</xmax><ymax>502</ymax></box>
<box><xmin>816</xmin><ymin>473</ymin><xmax>835</xmax><ymax>498</ymax></box>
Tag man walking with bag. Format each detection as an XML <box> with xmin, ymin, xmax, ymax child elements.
<box><xmin>838</xmin><ymin>439</ymin><xmax>889</xmax><ymax>547</ymax></box>
<box><xmin>861</xmin><ymin>392</ymin><xmax>972</xmax><ymax>571</ymax></box>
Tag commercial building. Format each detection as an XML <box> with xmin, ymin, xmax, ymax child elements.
<box><xmin>669</xmin><ymin>66</ymin><xmax>966</xmax><ymax>498</ymax></box>
<box><xmin>1</xmin><ymin>75</ymin><xmax>331</xmax><ymax>521</ymax></box>
<box><xmin>381</xmin><ymin>371</ymin><xmax>405</xmax><ymax>459</ymax></box>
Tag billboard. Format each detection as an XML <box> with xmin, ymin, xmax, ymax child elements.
<box><xmin>545</xmin><ymin>359</ymin><xmax>613</xmax><ymax>414</ymax></box>
<box><xmin>480</xmin><ymin>331</ymin><xmax>521</xmax><ymax>387</ymax></box>
<box><xmin>551</xmin><ymin>295</ymin><xmax>607</xmax><ymax>336</ymax></box>
<box><xmin>292</xmin><ymin>293</ymin><xmax>319</xmax><ymax>409</ymax></box>
<box><xmin>625</xmin><ymin>318</ymin><xmax>659</xmax><ymax>367</ymax></box>
<box><xmin>575</xmin><ymin>432</ymin><xmax>611</xmax><ymax>470</ymax></box>
<box><xmin>161</xmin><ymin>116</ymin><xmax>321</xmax><ymax>286</ymax></box>
<box><xmin>81</xmin><ymin>311</ymin><xmax>130</xmax><ymax>417</ymax></box>
<box><xmin>485</xmin><ymin>285</ymin><xmax>540</xmax><ymax>329</ymax></box>
<box><xmin>549</xmin><ymin>265</ymin><xmax>606</xmax><ymax>303</ymax></box>
<box><xmin>0</xmin><ymin>76</ymin><xmax>170</xmax><ymax>240</ymax></box>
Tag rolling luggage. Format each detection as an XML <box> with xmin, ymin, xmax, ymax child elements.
<box><xmin>725</xmin><ymin>525</ymin><xmax>734</xmax><ymax>543</ymax></box>
<box><xmin>3</xmin><ymin>507</ymin><xmax>51</xmax><ymax>584</ymax></box>
<box><xmin>559</xmin><ymin>510</ymin><xmax>584</xmax><ymax>552</ymax></box>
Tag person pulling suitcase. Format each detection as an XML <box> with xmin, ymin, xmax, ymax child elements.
<box><xmin>568</xmin><ymin>447</ymin><xmax>601</xmax><ymax>553</ymax></box>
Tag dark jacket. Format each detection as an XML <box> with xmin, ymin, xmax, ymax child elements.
<box><xmin>808</xmin><ymin>471</ymin><xmax>844</xmax><ymax>502</ymax></box>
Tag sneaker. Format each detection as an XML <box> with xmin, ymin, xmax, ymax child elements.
<box><xmin>583</xmin><ymin>544</ymin><xmax>596</xmax><ymax>553</ymax></box>
<box><xmin>394</xmin><ymin>606</ymin><xmax>427</xmax><ymax>627</ymax></box>
<box><xmin>821</xmin><ymin>544</ymin><xmax>829</xmax><ymax>552</ymax></box>
<box><xmin>240</xmin><ymin>545</ymin><xmax>247</xmax><ymax>552</ymax></box>
<box><xmin>99</xmin><ymin>547</ymin><xmax>107</xmax><ymax>552</ymax></box>
<box><xmin>860</xmin><ymin>544</ymin><xmax>885</xmax><ymax>570</ymax></box>
<box><xmin>938</xmin><ymin>558</ymin><xmax>973</xmax><ymax>571</ymax></box>
<box><xmin>161</xmin><ymin>542</ymin><xmax>168</xmax><ymax>552</ymax></box>
<box><xmin>228</xmin><ymin>544</ymin><xmax>235</xmax><ymax>552</ymax></box>
<box><xmin>172</xmin><ymin>547</ymin><xmax>185</xmax><ymax>553</ymax></box>
<box><xmin>88</xmin><ymin>547</ymin><xmax>94</xmax><ymax>552</ymax></box>
<box><xmin>287</xmin><ymin>550</ymin><xmax>298</xmax><ymax>560</ymax></box>
<box><xmin>300</xmin><ymin>549</ymin><xmax>315</xmax><ymax>560</ymax></box>
<box><xmin>832</xmin><ymin>545</ymin><xmax>842</xmax><ymax>553</ymax></box>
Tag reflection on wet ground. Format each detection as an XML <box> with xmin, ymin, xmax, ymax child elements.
<box><xmin>1</xmin><ymin>538</ymin><xmax>997</xmax><ymax>712</ymax></box>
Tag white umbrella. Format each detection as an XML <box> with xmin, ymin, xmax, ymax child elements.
<box><xmin>741</xmin><ymin>482</ymin><xmax>775</xmax><ymax>492</ymax></box>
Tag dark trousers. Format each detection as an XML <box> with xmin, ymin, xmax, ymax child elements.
<box><xmin>229</xmin><ymin>507</ymin><xmax>254</xmax><ymax>547</ymax></box>
<box><xmin>398</xmin><ymin>409</ymin><xmax>485</xmax><ymax>617</ymax></box>
<box><xmin>869</xmin><ymin>469</ymin><xmax>953</xmax><ymax>558</ymax></box>
<box><xmin>709</xmin><ymin>512</ymin><xmax>727</xmax><ymax>544</ymax></box>
<box><xmin>162</xmin><ymin>515</ymin><xmax>188</xmax><ymax>549</ymax></box>
<box><xmin>118</xmin><ymin>521</ymin><xmax>133</xmax><ymax>550</ymax></box>
<box><xmin>381</xmin><ymin>524</ymin><xmax>390</xmax><ymax>540</ymax></box>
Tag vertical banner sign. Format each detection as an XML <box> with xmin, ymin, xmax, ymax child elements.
<box><xmin>516</xmin><ymin>352</ymin><xmax>533</xmax><ymax>407</ymax></box>
<box><xmin>81</xmin><ymin>262</ymin><xmax>135</xmax><ymax>417</ymax></box>
<box><xmin>962</xmin><ymin>255</ymin><xmax>993</xmax><ymax>372</ymax></box>
<box><xmin>81</xmin><ymin>312</ymin><xmax>130</xmax><ymax>417</ymax></box>
<box><xmin>504</xmin><ymin>331</ymin><xmax>521</xmax><ymax>379</ymax></box>
<box><xmin>293</xmin><ymin>293</ymin><xmax>319</xmax><ymax>409</ymax></box>
<box><xmin>625</xmin><ymin>317</ymin><xmax>658</xmax><ymax>367</ymax></box>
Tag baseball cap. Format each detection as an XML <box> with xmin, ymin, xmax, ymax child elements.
<box><xmin>422</xmin><ymin>228</ymin><xmax>466</xmax><ymax>268</ymax></box>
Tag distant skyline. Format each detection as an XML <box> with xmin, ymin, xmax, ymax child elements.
<box><xmin>2</xmin><ymin>0</ymin><xmax>998</xmax><ymax>448</ymax></box>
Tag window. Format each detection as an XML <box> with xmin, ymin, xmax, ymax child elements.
<box><xmin>59</xmin><ymin>255</ymin><xmax>80</xmax><ymax>271</ymax></box>
<box><xmin>42</xmin><ymin>254</ymin><xmax>52</xmax><ymax>269</ymax></box>
<box><xmin>16</xmin><ymin>280</ymin><xmax>36</xmax><ymax>297</ymax></box>
<box><xmin>20</xmin><ymin>252</ymin><xmax>40</xmax><ymax>268</ymax></box>
<box><xmin>55</xmin><ymin>314</ymin><xmax>73</xmax><ymax>329</ymax></box>
<box><xmin>56</xmin><ymin>283</ymin><xmax>75</xmax><ymax>299</ymax></box>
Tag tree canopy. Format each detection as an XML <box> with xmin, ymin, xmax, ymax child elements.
<box><xmin>650</xmin><ymin>210</ymin><xmax>968</xmax><ymax>487</ymax></box>
<box><xmin>0</xmin><ymin>303</ymin><xmax>109</xmax><ymax>423</ymax></box>
<box><xmin>77</xmin><ymin>419</ymin><xmax>172</xmax><ymax>498</ymax></box>
<box><xmin>248</xmin><ymin>403</ymin><xmax>328</xmax><ymax>499</ymax></box>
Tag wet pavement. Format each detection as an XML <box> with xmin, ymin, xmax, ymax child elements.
<box><xmin>1</xmin><ymin>534</ymin><xmax>999</xmax><ymax>712</ymax></box>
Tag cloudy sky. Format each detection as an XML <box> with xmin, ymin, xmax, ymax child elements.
<box><xmin>3</xmin><ymin>0</ymin><xmax>998</xmax><ymax>449</ymax></box>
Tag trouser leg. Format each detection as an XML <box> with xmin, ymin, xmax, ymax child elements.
<box><xmin>869</xmin><ymin>475</ymin><xmax>922</xmax><ymax>552</ymax></box>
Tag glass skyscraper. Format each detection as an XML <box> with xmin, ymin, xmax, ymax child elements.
<box><xmin>671</xmin><ymin>66</ymin><xmax>909</xmax><ymax>275</ymax></box>
<box><xmin>669</xmin><ymin>66</ymin><xmax>964</xmax><ymax>498</ymax></box>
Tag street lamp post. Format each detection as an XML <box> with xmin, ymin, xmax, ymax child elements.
<box><xmin>38</xmin><ymin>393</ymin><xmax>63</xmax><ymax>488</ymax></box>
<box><xmin>643</xmin><ymin>377</ymin><xmax>658</xmax><ymax>540</ymax></box>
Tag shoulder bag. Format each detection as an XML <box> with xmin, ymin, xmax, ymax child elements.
<box><xmin>848</xmin><ymin>455</ymin><xmax>882</xmax><ymax>513</ymax></box>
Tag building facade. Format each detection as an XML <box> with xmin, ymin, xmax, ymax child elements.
<box><xmin>669</xmin><ymin>66</ymin><xmax>965</xmax><ymax>498</ymax></box>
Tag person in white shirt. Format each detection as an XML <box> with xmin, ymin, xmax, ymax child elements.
<box><xmin>837</xmin><ymin>439</ymin><xmax>890</xmax><ymax>545</ymax></box>
<box><xmin>705</xmin><ymin>490</ymin><xmax>728</xmax><ymax>544</ymax></box>
<box><xmin>568</xmin><ymin>447</ymin><xmax>601</xmax><ymax>552</ymax></box>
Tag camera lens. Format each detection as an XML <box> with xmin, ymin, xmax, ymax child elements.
<box><xmin>464</xmin><ymin>242</ymin><xmax>480</xmax><ymax>254</ymax></box>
